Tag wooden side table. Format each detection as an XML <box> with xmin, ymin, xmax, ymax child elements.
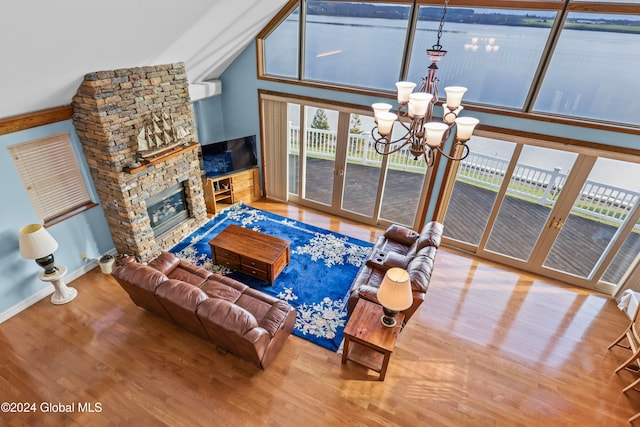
<box><xmin>341</xmin><ymin>299</ymin><xmax>404</xmax><ymax>381</ymax></box>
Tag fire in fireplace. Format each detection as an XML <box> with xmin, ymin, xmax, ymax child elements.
<box><xmin>146</xmin><ymin>183</ymin><xmax>190</xmax><ymax>237</ymax></box>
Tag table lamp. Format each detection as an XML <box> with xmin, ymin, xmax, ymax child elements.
<box><xmin>377</xmin><ymin>267</ymin><xmax>412</xmax><ymax>328</ymax></box>
<box><xmin>18</xmin><ymin>224</ymin><xmax>59</xmax><ymax>275</ymax></box>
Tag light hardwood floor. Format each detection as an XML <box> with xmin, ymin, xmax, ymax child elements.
<box><xmin>1</xmin><ymin>200</ymin><xmax>638</xmax><ymax>426</ymax></box>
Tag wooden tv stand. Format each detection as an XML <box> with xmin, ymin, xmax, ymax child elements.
<box><xmin>203</xmin><ymin>166</ymin><xmax>261</xmax><ymax>213</ymax></box>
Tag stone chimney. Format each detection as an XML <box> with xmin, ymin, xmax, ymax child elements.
<box><xmin>72</xmin><ymin>63</ymin><xmax>207</xmax><ymax>261</ymax></box>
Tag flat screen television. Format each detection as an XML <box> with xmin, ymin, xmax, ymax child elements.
<box><xmin>201</xmin><ymin>135</ymin><xmax>257</xmax><ymax>178</ymax></box>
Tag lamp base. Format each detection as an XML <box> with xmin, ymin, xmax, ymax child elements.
<box><xmin>380</xmin><ymin>306</ymin><xmax>399</xmax><ymax>328</ymax></box>
<box><xmin>35</xmin><ymin>254</ymin><xmax>57</xmax><ymax>275</ymax></box>
<box><xmin>380</xmin><ymin>315</ymin><xmax>397</xmax><ymax>328</ymax></box>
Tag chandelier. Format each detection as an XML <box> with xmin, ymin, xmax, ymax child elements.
<box><xmin>371</xmin><ymin>0</ymin><xmax>478</xmax><ymax>166</ymax></box>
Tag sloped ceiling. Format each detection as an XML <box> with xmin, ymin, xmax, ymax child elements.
<box><xmin>1</xmin><ymin>0</ymin><xmax>286</xmax><ymax>119</ymax></box>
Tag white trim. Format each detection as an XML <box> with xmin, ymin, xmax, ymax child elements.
<box><xmin>0</xmin><ymin>258</ymin><xmax>102</xmax><ymax>323</ymax></box>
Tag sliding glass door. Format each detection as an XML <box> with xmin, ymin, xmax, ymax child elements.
<box><xmin>441</xmin><ymin>134</ymin><xmax>640</xmax><ymax>293</ymax></box>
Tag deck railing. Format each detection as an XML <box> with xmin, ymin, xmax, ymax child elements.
<box><xmin>288</xmin><ymin>125</ymin><xmax>639</xmax><ymax>229</ymax></box>
<box><xmin>459</xmin><ymin>152</ymin><xmax>640</xmax><ymax>230</ymax></box>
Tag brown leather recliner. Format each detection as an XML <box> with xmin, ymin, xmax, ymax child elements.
<box><xmin>346</xmin><ymin>221</ymin><xmax>443</xmax><ymax>327</ymax></box>
<box><xmin>111</xmin><ymin>252</ymin><xmax>296</xmax><ymax>369</ymax></box>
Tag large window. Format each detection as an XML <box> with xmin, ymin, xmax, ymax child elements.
<box><xmin>260</xmin><ymin>0</ymin><xmax>640</xmax><ymax>127</ymax></box>
<box><xmin>534</xmin><ymin>12</ymin><xmax>640</xmax><ymax>124</ymax></box>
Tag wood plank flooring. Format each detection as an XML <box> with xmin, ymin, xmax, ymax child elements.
<box><xmin>1</xmin><ymin>200</ymin><xmax>639</xmax><ymax>426</ymax></box>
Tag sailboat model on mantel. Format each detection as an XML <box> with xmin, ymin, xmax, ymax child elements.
<box><xmin>136</xmin><ymin>112</ymin><xmax>191</xmax><ymax>159</ymax></box>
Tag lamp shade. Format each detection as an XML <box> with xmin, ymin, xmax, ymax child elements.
<box><xmin>455</xmin><ymin>116</ymin><xmax>480</xmax><ymax>141</ymax></box>
<box><xmin>377</xmin><ymin>267</ymin><xmax>412</xmax><ymax>311</ymax></box>
<box><xmin>18</xmin><ymin>224</ymin><xmax>58</xmax><ymax>260</ymax></box>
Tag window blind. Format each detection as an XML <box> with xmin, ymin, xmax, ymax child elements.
<box><xmin>261</xmin><ymin>97</ymin><xmax>289</xmax><ymax>201</ymax></box>
<box><xmin>8</xmin><ymin>132</ymin><xmax>92</xmax><ymax>223</ymax></box>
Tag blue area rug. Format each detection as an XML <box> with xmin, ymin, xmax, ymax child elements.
<box><xmin>169</xmin><ymin>203</ymin><xmax>373</xmax><ymax>351</ymax></box>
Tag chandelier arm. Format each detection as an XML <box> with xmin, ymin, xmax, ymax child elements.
<box><xmin>371</xmin><ymin>135</ymin><xmax>413</xmax><ymax>155</ymax></box>
<box><xmin>435</xmin><ymin>142</ymin><xmax>470</xmax><ymax>161</ymax></box>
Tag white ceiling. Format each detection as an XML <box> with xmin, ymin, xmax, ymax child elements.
<box><xmin>1</xmin><ymin>0</ymin><xmax>287</xmax><ymax>118</ymax></box>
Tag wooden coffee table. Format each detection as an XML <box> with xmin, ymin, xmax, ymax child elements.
<box><xmin>341</xmin><ymin>299</ymin><xmax>404</xmax><ymax>381</ymax></box>
<box><xmin>208</xmin><ymin>224</ymin><xmax>290</xmax><ymax>285</ymax></box>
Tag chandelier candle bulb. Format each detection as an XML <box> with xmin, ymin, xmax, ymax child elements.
<box><xmin>424</xmin><ymin>122</ymin><xmax>450</xmax><ymax>148</ymax></box>
<box><xmin>444</xmin><ymin>86</ymin><xmax>468</xmax><ymax>109</ymax></box>
<box><xmin>395</xmin><ymin>81</ymin><xmax>417</xmax><ymax>103</ymax></box>
<box><xmin>454</xmin><ymin>117</ymin><xmax>480</xmax><ymax>141</ymax></box>
<box><xmin>372</xmin><ymin>103</ymin><xmax>393</xmax><ymax>120</ymax></box>
<box><xmin>376</xmin><ymin>112</ymin><xmax>397</xmax><ymax>136</ymax></box>
<box><xmin>408</xmin><ymin>92</ymin><xmax>432</xmax><ymax>117</ymax></box>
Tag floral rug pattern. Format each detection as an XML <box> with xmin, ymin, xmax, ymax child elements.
<box><xmin>170</xmin><ymin>203</ymin><xmax>372</xmax><ymax>351</ymax></box>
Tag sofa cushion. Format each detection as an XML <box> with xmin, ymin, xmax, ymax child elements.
<box><xmin>384</xmin><ymin>224</ymin><xmax>419</xmax><ymax>246</ymax></box>
<box><xmin>148</xmin><ymin>252</ymin><xmax>212</xmax><ymax>286</ymax></box>
<box><xmin>147</xmin><ymin>252</ymin><xmax>181</xmax><ymax>276</ymax></box>
<box><xmin>416</xmin><ymin>221</ymin><xmax>444</xmax><ymax>250</ymax></box>
<box><xmin>407</xmin><ymin>246</ymin><xmax>437</xmax><ymax>292</ymax></box>
<box><xmin>111</xmin><ymin>263</ymin><xmax>171</xmax><ymax>320</ymax></box>
<box><xmin>155</xmin><ymin>279</ymin><xmax>210</xmax><ymax>340</ymax></box>
<box><xmin>200</xmin><ymin>276</ymin><xmax>246</xmax><ymax>303</ymax></box>
<box><xmin>258</xmin><ymin>301</ymin><xmax>293</xmax><ymax>338</ymax></box>
<box><xmin>197</xmin><ymin>298</ymin><xmax>259</xmax><ymax>336</ymax></box>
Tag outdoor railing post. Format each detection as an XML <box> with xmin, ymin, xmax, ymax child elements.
<box><xmin>362</xmin><ymin>133</ymin><xmax>370</xmax><ymax>165</ymax></box>
<box><xmin>542</xmin><ymin>167</ymin><xmax>563</xmax><ymax>203</ymax></box>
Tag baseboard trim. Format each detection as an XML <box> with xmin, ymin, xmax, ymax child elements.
<box><xmin>0</xmin><ymin>258</ymin><xmax>102</xmax><ymax>323</ymax></box>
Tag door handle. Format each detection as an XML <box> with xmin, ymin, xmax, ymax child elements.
<box><xmin>555</xmin><ymin>217</ymin><xmax>564</xmax><ymax>230</ymax></box>
<box><xmin>337</xmin><ymin>169</ymin><xmax>344</xmax><ymax>176</ymax></box>
<box><xmin>547</xmin><ymin>216</ymin><xmax>556</xmax><ymax>229</ymax></box>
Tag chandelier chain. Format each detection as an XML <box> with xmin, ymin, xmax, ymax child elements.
<box><xmin>433</xmin><ymin>0</ymin><xmax>449</xmax><ymax>51</ymax></box>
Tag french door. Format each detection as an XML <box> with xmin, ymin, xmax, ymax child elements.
<box><xmin>281</xmin><ymin>98</ymin><xmax>432</xmax><ymax>228</ymax></box>
<box><xmin>440</xmin><ymin>134</ymin><xmax>640</xmax><ymax>294</ymax></box>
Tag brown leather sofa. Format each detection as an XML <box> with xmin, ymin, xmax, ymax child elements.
<box><xmin>111</xmin><ymin>252</ymin><xmax>296</xmax><ymax>369</ymax></box>
<box><xmin>346</xmin><ymin>221</ymin><xmax>443</xmax><ymax>327</ymax></box>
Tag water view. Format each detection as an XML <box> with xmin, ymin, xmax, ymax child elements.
<box><xmin>265</xmin><ymin>9</ymin><xmax>640</xmax><ymax>125</ymax></box>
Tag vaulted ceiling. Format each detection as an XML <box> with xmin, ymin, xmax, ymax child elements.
<box><xmin>2</xmin><ymin>0</ymin><xmax>286</xmax><ymax>119</ymax></box>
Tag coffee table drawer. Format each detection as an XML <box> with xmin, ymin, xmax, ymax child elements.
<box><xmin>240</xmin><ymin>256</ymin><xmax>268</xmax><ymax>272</ymax></box>
<box><xmin>240</xmin><ymin>264</ymin><xmax>269</xmax><ymax>281</ymax></box>
<box><xmin>214</xmin><ymin>248</ymin><xmax>240</xmax><ymax>269</ymax></box>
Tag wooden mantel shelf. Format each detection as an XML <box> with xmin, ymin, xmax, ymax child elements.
<box><xmin>123</xmin><ymin>142</ymin><xmax>200</xmax><ymax>174</ymax></box>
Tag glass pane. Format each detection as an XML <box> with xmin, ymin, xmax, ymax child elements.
<box><xmin>264</xmin><ymin>7</ymin><xmax>299</xmax><ymax>78</ymax></box>
<box><xmin>303</xmin><ymin>106</ymin><xmax>338</xmax><ymax>205</ymax></box>
<box><xmin>544</xmin><ymin>158</ymin><xmax>640</xmax><ymax>279</ymax></box>
<box><xmin>443</xmin><ymin>136</ymin><xmax>517</xmax><ymax>245</ymax></box>
<box><xmin>378</xmin><ymin>123</ymin><xmax>428</xmax><ymax>227</ymax></box>
<box><xmin>534</xmin><ymin>13</ymin><xmax>640</xmax><ymax>125</ymax></box>
<box><xmin>341</xmin><ymin>114</ymin><xmax>381</xmax><ymax>217</ymax></box>
<box><xmin>304</xmin><ymin>1</ymin><xmax>410</xmax><ymax>90</ymax></box>
<box><xmin>603</xmin><ymin>228</ymin><xmax>640</xmax><ymax>285</ymax></box>
<box><xmin>485</xmin><ymin>146</ymin><xmax>578</xmax><ymax>261</ymax></box>
<box><xmin>408</xmin><ymin>7</ymin><xmax>556</xmax><ymax>108</ymax></box>
<box><xmin>288</xmin><ymin>103</ymin><xmax>300</xmax><ymax>196</ymax></box>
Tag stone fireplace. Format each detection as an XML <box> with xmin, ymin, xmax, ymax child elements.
<box><xmin>72</xmin><ymin>63</ymin><xmax>208</xmax><ymax>261</ymax></box>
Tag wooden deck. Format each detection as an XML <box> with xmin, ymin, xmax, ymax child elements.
<box><xmin>295</xmin><ymin>158</ymin><xmax>639</xmax><ymax>283</ymax></box>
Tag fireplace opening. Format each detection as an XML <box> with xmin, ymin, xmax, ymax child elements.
<box><xmin>146</xmin><ymin>183</ymin><xmax>190</xmax><ymax>237</ymax></box>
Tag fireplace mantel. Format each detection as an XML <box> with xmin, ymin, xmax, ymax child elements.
<box><xmin>124</xmin><ymin>142</ymin><xmax>200</xmax><ymax>174</ymax></box>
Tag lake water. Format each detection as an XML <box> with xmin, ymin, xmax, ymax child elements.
<box><xmin>266</xmin><ymin>14</ymin><xmax>640</xmax><ymax>125</ymax></box>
